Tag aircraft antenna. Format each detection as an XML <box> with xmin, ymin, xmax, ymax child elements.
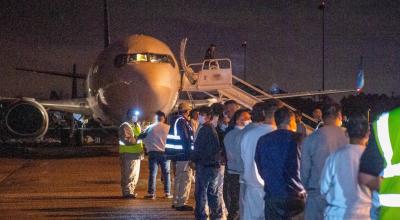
<box><xmin>104</xmin><ymin>0</ymin><xmax>110</xmax><ymax>48</ymax></box>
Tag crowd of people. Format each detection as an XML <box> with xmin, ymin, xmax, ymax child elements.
<box><xmin>118</xmin><ymin>99</ymin><xmax>396</xmax><ymax>220</ymax></box>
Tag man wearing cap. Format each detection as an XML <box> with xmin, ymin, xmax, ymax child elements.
<box><xmin>166</xmin><ymin>102</ymin><xmax>195</xmax><ymax>211</ymax></box>
<box><xmin>118</xmin><ymin>110</ymin><xmax>144</xmax><ymax>199</ymax></box>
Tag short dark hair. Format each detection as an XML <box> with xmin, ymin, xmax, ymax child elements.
<box><xmin>211</xmin><ymin>103</ymin><xmax>224</xmax><ymax>117</ymax></box>
<box><xmin>274</xmin><ymin>107</ymin><xmax>295</xmax><ymax>126</ymax></box>
<box><xmin>224</xmin><ymin>100</ymin><xmax>238</xmax><ymax>107</ymax></box>
<box><xmin>263</xmin><ymin>99</ymin><xmax>282</xmax><ymax>118</ymax></box>
<box><xmin>251</xmin><ymin>102</ymin><xmax>266</xmax><ymax>122</ymax></box>
<box><xmin>322</xmin><ymin>103</ymin><xmax>342</xmax><ymax>120</ymax></box>
<box><xmin>198</xmin><ymin>106</ymin><xmax>212</xmax><ymax>116</ymax></box>
<box><xmin>190</xmin><ymin>108</ymin><xmax>199</xmax><ymax>118</ymax></box>
<box><xmin>346</xmin><ymin>112</ymin><xmax>369</xmax><ymax>139</ymax></box>
<box><xmin>155</xmin><ymin>110</ymin><xmax>166</xmax><ymax>118</ymax></box>
<box><xmin>230</xmin><ymin>109</ymin><xmax>250</xmax><ymax>126</ymax></box>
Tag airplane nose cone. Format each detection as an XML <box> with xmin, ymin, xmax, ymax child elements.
<box><xmin>98</xmin><ymin>80</ymin><xmax>175</xmax><ymax>123</ymax></box>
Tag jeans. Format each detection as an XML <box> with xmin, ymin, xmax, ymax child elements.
<box><xmin>147</xmin><ymin>151</ymin><xmax>171</xmax><ymax>195</ymax></box>
<box><xmin>195</xmin><ymin>164</ymin><xmax>225</xmax><ymax>220</ymax></box>
<box><xmin>265</xmin><ymin>196</ymin><xmax>305</xmax><ymax>220</ymax></box>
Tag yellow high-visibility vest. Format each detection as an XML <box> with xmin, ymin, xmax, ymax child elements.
<box><xmin>373</xmin><ymin>107</ymin><xmax>400</xmax><ymax>219</ymax></box>
<box><xmin>119</xmin><ymin>122</ymin><xmax>143</xmax><ymax>154</ymax></box>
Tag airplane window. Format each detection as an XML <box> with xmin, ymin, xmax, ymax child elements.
<box><xmin>114</xmin><ymin>53</ymin><xmax>175</xmax><ymax>68</ymax></box>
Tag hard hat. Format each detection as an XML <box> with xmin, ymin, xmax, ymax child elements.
<box><xmin>178</xmin><ymin>102</ymin><xmax>192</xmax><ymax>112</ymax></box>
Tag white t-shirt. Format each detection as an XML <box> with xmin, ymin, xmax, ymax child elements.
<box><xmin>143</xmin><ymin>122</ymin><xmax>170</xmax><ymax>152</ymax></box>
<box><xmin>321</xmin><ymin>144</ymin><xmax>372</xmax><ymax>219</ymax></box>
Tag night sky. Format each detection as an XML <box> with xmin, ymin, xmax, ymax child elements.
<box><xmin>0</xmin><ymin>0</ymin><xmax>399</xmax><ymax>99</ymax></box>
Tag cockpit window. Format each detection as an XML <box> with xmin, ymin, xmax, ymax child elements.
<box><xmin>114</xmin><ymin>53</ymin><xmax>175</xmax><ymax>68</ymax></box>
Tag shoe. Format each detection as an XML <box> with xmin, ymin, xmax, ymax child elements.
<box><xmin>175</xmin><ymin>205</ymin><xmax>194</xmax><ymax>211</ymax></box>
<box><xmin>164</xmin><ymin>193</ymin><xmax>173</xmax><ymax>199</ymax></box>
<box><xmin>144</xmin><ymin>194</ymin><xmax>156</xmax><ymax>199</ymax></box>
<box><xmin>171</xmin><ymin>204</ymin><xmax>176</xmax><ymax>208</ymax></box>
<box><xmin>123</xmin><ymin>193</ymin><xmax>138</xmax><ymax>199</ymax></box>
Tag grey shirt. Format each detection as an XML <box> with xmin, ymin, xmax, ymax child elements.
<box><xmin>224</xmin><ymin>126</ymin><xmax>244</xmax><ymax>174</ymax></box>
<box><xmin>300</xmin><ymin>125</ymin><xmax>349</xmax><ymax>192</ymax></box>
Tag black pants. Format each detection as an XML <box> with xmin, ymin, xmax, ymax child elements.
<box><xmin>223</xmin><ymin>172</ymin><xmax>240</xmax><ymax>220</ymax></box>
<box><xmin>264</xmin><ymin>196</ymin><xmax>305</xmax><ymax>220</ymax></box>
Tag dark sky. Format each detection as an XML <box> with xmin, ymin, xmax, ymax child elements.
<box><xmin>0</xmin><ymin>0</ymin><xmax>399</xmax><ymax>99</ymax></box>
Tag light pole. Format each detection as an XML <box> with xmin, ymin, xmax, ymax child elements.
<box><xmin>319</xmin><ymin>1</ymin><xmax>325</xmax><ymax>91</ymax></box>
<box><xmin>242</xmin><ymin>41</ymin><xmax>247</xmax><ymax>81</ymax></box>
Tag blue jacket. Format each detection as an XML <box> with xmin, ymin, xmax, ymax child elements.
<box><xmin>165</xmin><ymin>115</ymin><xmax>193</xmax><ymax>161</ymax></box>
<box><xmin>255</xmin><ymin>129</ymin><xmax>305</xmax><ymax>198</ymax></box>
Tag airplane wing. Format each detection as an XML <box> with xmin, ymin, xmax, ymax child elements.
<box><xmin>259</xmin><ymin>89</ymin><xmax>356</xmax><ymax>99</ymax></box>
<box><xmin>39</xmin><ymin>98</ymin><xmax>92</xmax><ymax>115</ymax></box>
<box><xmin>0</xmin><ymin>97</ymin><xmax>92</xmax><ymax>115</ymax></box>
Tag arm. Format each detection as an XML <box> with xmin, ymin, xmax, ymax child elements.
<box><xmin>320</xmin><ymin>154</ymin><xmax>334</xmax><ymax>196</ymax></box>
<box><xmin>119</xmin><ymin>124</ymin><xmax>136</xmax><ymax>145</ymax></box>
<box><xmin>358</xmin><ymin>172</ymin><xmax>382</xmax><ymax>191</ymax></box>
<box><xmin>300</xmin><ymin>138</ymin><xmax>312</xmax><ymax>188</ymax></box>
<box><xmin>359</xmin><ymin>132</ymin><xmax>384</xmax><ymax>191</ymax></box>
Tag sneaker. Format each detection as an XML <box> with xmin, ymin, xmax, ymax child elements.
<box><xmin>144</xmin><ymin>194</ymin><xmax>156</xmax><ymax>199</ymax></box>
<box><xmin>123</xmin><ymin>193</ymin><xmax>138</xmax><ymax>199</ymax></box>
<box><xmin>175</xmin><ymin>205</ymin><xmax>194</xmax><ymax>211</ymax></box>
<box><xmin>164</xmin><ymin>193</ymin><xmax>173</xmax><ymax>199</ymax></box>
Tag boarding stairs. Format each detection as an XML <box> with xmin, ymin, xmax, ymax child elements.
<box><xmin>181</xmin><ymin>58</ymin><xmax>317</xmax><ymax>124</ymax></box>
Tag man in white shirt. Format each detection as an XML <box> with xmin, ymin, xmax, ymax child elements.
<box><xmin>321</xmin><ymin>113</ymin><xmax>372</xmax><ymax>219</ymax></box>
<box><xmin>240</xmin><ymin>100</ymin><xmax>281</xmax><ymax>220</ymax></box>
<box><xmin>143</xmin><ymin>111</ymin><xmax>172</xmax><ymax>199</ymax></box>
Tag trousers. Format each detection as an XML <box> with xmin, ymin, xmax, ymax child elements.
<box><xmin>194</xmin><ymin>164</ymin><xmax>225</xmax><ymax>220</ymax></box>
<box><xmin>120</xmin><ymin>153</ymin><xmax>141</xmax><ymax>196</ymax></box>
<box><xmin>172</xmin><ymin>161</ymin><xmax>193</xmax><ymax>207</ymax></box>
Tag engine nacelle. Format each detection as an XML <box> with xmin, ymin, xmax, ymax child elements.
<box><xmin>1</xmin><ymin>99</ymin><xmax>49</xmax><ymax>138</ymax></box>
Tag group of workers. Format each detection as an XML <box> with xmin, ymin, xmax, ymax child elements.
<box><xmin>118</xmin><ymin>99</ymin><xmax>399</xmax><ymax>220</ymax></box>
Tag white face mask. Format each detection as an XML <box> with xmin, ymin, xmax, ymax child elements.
<box><xmin>236</xmin><ymin>125</ymin><xmax>245</xmax><ymax>130</ymax></box>
<box><xmin>220</xmin><ymin>123</ymin><xmax>228</xmax><ymax>131</ymax></box>
<box><xmin>212</xmin><ymin>116</ymin><xmax>219</xmax><ymax>128</ymax></box>
<box><xmin>244</xmin><ymin>120</ymin><xmax>252</xmax><ymax>126</ymax></box>
<box><xmin>199</xmin><ymin>115</ymin><xmax>206</xmax><ymax>125</ymax></box>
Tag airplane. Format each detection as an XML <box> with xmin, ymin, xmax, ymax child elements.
<box><xmin>0</xmin><ymin>2</ymin><xmax>362</xmax><ymax>142</ymax></box>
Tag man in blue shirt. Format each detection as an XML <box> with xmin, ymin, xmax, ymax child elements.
<box><xmin>255</xmin><ymin>107</ymin><xmax>306</xmax><ymax>219</ymax></box>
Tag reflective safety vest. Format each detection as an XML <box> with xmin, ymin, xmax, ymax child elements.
<box><xmin>165</xmin><ymin>116</ymin><xmax>194</xmax><ymax>156</ymax></box>
<box><xmin>119</xmin><ymin>122</ymin><xmax>144</xmax><ymax>154</ymax></box>
<box><xmin>373</xmin><ymin>107</ymin><xmax>400</xmax><ymax>219</ymax></box>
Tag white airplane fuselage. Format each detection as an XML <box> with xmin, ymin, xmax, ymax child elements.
<box><xmin>86</xmin><ymin>35</ymin><xmax>180</xmax><ymax>124</ymax></box>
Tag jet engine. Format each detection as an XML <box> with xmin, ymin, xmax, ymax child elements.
<box><xmin>1</xmin><ymin>99</ymin><xmax>49</xmax><ymax>139</ymax></box>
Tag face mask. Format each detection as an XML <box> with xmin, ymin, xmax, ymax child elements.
<box><xmin>219</xmin><ymin>123</ymin><xmax>228</xmax><ymax>131</ymax></box>
<box><xmin>212</xmin><ymin>116</ymin><xmax>219</xmax><ymax>128</ymax></box>
<box><xmin>244</xmin><ymin>120</ymin><xmax>252</xmax><ymax>126</ymax></box>
<box><xmin>199</xmin><ymin>115</ymin><xmax>206</xmax><ymax>125</ymax></box>
<box><xmin>236</xmin><ymin>125</ymin><xmax>245</xmax><ymax>130</ymax></box>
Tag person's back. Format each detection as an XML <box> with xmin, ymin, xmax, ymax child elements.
<box><xmin>320</xmin><ymin>113</ymin><xmax>372</xmax><ymax>219</ymax></box>
<box><xmin>321</xmin><ymin>145</ymin><xmax>372</xmax><ymax>219</ymax></box>
<box><xmin>256</xmin><ymin>129</ymin><xmax>304</xmax><ymax>198</ymax></box>
<box><xmin>255</xmin><ymin>107</ymin><xmax>305</xmax><ymax>219</ymax></box>
<box><xmin>144</xmin><ymin>122</ymin><xmax>170</xmax><ymax>152</ymax></box>
<box><xmin>301</xmin><ymin>125</ymin><xmax>349</xmax><ymax>189</ymax></box>
<box><xmin>301</xmin><ymin>103</ymin><xmax>349</xmax><ymax>220</ymax></box>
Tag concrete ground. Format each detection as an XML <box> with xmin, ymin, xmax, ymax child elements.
<box><xmin>0</xmin><ymin>145</ymin><xmax>195</xmax><ymax>219</ymax></box>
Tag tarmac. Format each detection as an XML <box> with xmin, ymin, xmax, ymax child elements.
<box><xmin>0</xmin><ymin>145</ymin><xmax>195</xmax><ymax>219</ymax></box>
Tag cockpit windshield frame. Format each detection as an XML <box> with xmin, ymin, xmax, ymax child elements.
<box><xmin>114</xmin><ymin>53</ymin><xmax>176</xmax><ymax>68</ymax></box>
